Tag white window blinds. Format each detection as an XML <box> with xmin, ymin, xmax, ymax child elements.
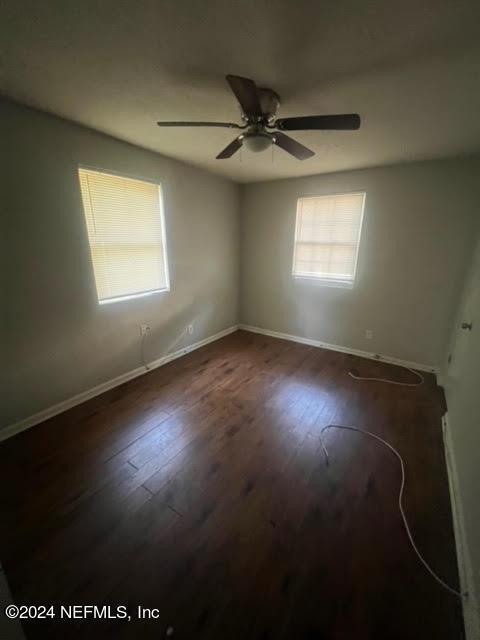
<box><xmin>292</xmin><ymin>192</ymin><xmax>365</xmax><ymax>285</ymax></box>
<box><xmin>78</xmin><ymin>168</ymin><xmax>169</xmax><ymax>304</ymax></box>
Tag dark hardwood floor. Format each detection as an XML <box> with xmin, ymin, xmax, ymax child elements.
<box><xmin>0</xmin><ymin>330</ymin><xmax>463</xmax><ymax>639</ymax></box>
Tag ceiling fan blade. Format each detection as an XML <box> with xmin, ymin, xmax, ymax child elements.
<box><xmin>226</xmin><ymin>75</ymin><xmax>262</xmax><ymax>117</ymax></box>
<box><xmin>274</xmin><ymin>114</ymin><xmax>361</xmax><ymax>131</ymax></box>
<box><xmin>157</xmin><ymin>121</ymin><xmax>242</xmax><ymax>128</ymax></box>
<box><xmin>273</xmin><ymin>132</ymin><xmax>314</xmax><ymax>160</ymax></box>
<box><xmin>216</xmin><ymin>136</ymin><xmax>244</xmax><ymax>159</ymax></box>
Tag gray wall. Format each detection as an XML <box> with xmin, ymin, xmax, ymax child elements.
<box><xmin>240</xmin><ymin>159</ymin><xmax>480</xmax><ymax>367</ymax></box>
<box><xmin>444</xmin><ymin>230</ymin><xmax>480</xmax><ymax>618</ymax></box>
<box><xmin>1</xmin><ymin>99</ymin><xmax>240</xmax><ymax>428</ymax></box>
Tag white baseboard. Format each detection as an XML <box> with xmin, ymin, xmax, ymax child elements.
<box><xmin>442</xmin><ymin>414</ymin><xmax>480</xmax><ymax>640</ymax></box>
<box><xmin>238</xmin><ymin>324</ymin><xmax>436</xmax><ymax>373</ymax></box>
<box><xmin>0</xmin><ymin>325</ymin><xmax>239</xmax><ymax>443</ymax></box>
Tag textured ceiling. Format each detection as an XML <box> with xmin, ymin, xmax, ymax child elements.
<box><xmin>2</xmin><ymin>0</ymin><xmax>480</xmax><ymax>182</ymax></box>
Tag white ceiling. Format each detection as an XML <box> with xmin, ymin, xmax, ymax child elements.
<box><xmin>2</xmin><ymin>0</ymin><xmax>480</xmax><ymax>183</ymax></box>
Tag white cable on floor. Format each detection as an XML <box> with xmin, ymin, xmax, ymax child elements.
<box><xmin>348</xmin><ymin>366</ymin><xmax>424</xmax><ymax>386</ymax></box>
<box><xmin>319</xmin><ymin>424</ymin><xmax>465</xmax><ymax>599</ymax></box>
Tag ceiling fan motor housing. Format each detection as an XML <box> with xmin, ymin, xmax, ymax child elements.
<box><xmin>257</xmin><ymin>88</ymin><xmax>280</xmax><ymax>122</ymax></box>
<box><xmin>239</xmin><ymin>87</ymin><xmax>280</xmax><ymax>124</ymax></box>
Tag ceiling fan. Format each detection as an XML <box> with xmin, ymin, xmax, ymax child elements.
<box><xmin>157</xmin><ymin>75</ymin><xmax>360</xmax><ymax>161</ymax></box>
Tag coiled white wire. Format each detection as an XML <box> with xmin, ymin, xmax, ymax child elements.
<box><xmin>348</xmin><ymin>366</ymin><xmax>424</xmax><ymax>386</ymax></box>
<box><xmin>319</xmin><ymin>424</ymin><xmax>464</xmax><ymax>599</ymax></box>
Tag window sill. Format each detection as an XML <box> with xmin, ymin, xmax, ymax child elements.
<box><xmin>292</xmin><ymin>275</ymin><xmax>354</xmax><ymax>289</ymax></box>
<box><xmin>99</xmin><ymin>287</ymin><xmax>170</xmax><ymax>305</ymax></box>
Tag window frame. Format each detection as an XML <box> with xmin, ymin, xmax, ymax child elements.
<box><xmin>292</xmin><ymin>191</ymin><xmax>366</xmax><ymax>289</ymax></box>
<box><xmin>78</xmin><ymin>165</ymin><xmax>171</xmax><ymax>305</ymax></box>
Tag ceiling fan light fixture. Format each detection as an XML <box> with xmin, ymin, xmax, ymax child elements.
<box><xmin>243</xmin><ymin>132</ymin><xmax>272</xmax><ymax>153</ymax></box>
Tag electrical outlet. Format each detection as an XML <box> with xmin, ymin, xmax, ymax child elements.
<box><xmin>365</xmin><ymin>329</ymin><xmax>373</xmax><ymax>340</ymax></box>
<box><xmin>188</xmin><ymin>324</ymin><xmax>194</xmax><ymax>335</ymax></box>
<box><xmin>140</xmin><ymin>324</ymin><xmax>150</xmax><ymax>336</ymax></box>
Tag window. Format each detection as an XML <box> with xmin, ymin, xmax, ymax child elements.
<box><xmin>292</xmin><ymin>192</ymin><xmax>365</xmax><ymax>287</ymax></box>
<box><xmin>78</xmin><ymin>168</ymin><xmax>170</xmax><ymax>304</ymax></box>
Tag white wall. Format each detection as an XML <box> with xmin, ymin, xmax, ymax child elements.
<box><xmin>240</xmin><ymin>158</ymin><xmax>480</xmax><ymax>367</ymax></box>
<box><xmin>444</xmin><ymin>231</ymin><xmax>480</xmax><ymax>636</ymax></box>
<box><xmin>1</xmin><ymin>99</ymin><xmax>240</xmax><ymax>429</ymax></box>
